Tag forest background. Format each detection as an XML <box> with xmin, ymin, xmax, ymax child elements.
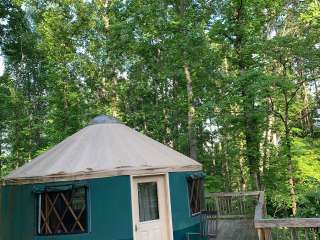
<box><xmin>0</xmin><ymin>0</ymin><xmax>320</xmax><ymax>218</ymax></box>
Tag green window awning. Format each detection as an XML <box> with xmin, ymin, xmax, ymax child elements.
<box><xmin>32</xmin><ymin>183</ymin><xmax>86</xmax><ymax>193</ymax></box>
<box><xmin>187</xmin><ymin>172</ymin><xmax>205</xmax><ymax>180</ymax></box>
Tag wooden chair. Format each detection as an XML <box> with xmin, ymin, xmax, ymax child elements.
<box><xmin>186</xmin><ymin>210</ymin><xmax>218</xmax><ymax>240</ymax></box>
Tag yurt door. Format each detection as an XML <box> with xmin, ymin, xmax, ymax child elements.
<box><xmin>132</xmin><ymin>175</ymin><xmax>171</xmax><ymax>240</ymax></box>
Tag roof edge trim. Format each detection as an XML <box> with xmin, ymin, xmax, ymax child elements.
<box><xmin>2</xmin><ymin>165</ymin><xmax>202</xmax><ymax>186</ymax></box>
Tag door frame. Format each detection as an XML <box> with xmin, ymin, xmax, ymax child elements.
<box><xmin>130</xmin><ymin>173</ymin><xmax>174</xmax><ymax>240</ymax></box>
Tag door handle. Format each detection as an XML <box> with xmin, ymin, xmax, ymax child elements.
<box><xmin>135</xmin><ymin>224</ymin><xmax>138</xmax><ymax>232</ymax></box>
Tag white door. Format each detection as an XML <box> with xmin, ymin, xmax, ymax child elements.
<box><xmin>132</xmin><ymin>175</ymin><xmax>171</xmax><ymax>240</ymax></box>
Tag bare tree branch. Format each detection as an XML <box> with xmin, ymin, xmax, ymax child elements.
<box><xmin>268</xmin><ymin>96</ymin><xmax>286</xmax><ymax>124</ymax></box>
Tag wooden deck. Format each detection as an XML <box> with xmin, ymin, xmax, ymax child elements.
<box><xmin>206</xmin><ymin>192</ymin><xmax>260</xmax><ymax>240</ymax></box>
<box><xmin>206</xmin><ymin>191</ymin><xmax>320</xmax><ymax>240</ymax></box>
<box><xmin>216</xmin><ymin>219</ymin><xmax>258</xmax><ymax>240</ymax></box>
<box><xmin>254</xmin><ymin>191</ymin><xmax>320</xmax><ymax>240</ymax></box>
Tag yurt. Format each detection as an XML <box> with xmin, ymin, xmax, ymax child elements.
<box><xmin>0</xmin><ymin>115</ymin><xmax>203</xmax><ymax>240</ymax></box>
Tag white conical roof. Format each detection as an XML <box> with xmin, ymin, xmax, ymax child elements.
<box><xmin>4</xmin><ymin>115</ymin><xmax>201</xmax><ymax>185</ymax></box>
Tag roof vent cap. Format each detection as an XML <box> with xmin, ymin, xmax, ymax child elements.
<box><xmin>89</xmin><ymin>115</ymin><xmax>121</xmax><ymax>125</ymax></box>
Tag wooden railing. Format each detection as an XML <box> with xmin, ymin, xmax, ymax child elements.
<box><xmin>205</xmin><ymin>191</ymin><xmax>260</xmax><ymax>240</ymax></box>
<box><xmin>205</xmin><ymin>191</ymin><xmax>320</xmax><ymax>239</ymax></box>
<box><xmin>206</xmin><ymin>191</ymin><xmax>260</xmax><ymax>219</ymax></box>
<box><xmin>254</xmin><ymin>191</ymin><xmax>320</xmax><ymax>240</ymax></box>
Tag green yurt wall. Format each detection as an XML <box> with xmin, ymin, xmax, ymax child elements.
<box><xmin>169</xmin><ymin>172</ymin><xmax>200</xmax><ymax>240</ymax></box>
<box><xmin>0</xmin><ymin>176</ymin><xmax>133</xmax><ymax>240</ymax></box>
<box><xmin>0</xmin><ymin>171</ymin><xmax>201</xmax><ymax>240</ymax></box>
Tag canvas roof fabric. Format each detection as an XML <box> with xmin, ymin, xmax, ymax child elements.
<box><xmin>3</xmin><ymin>115</ymin><xmax>202</xmax><ymax>185</ymax></box>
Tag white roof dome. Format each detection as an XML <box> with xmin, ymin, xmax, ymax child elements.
<box><xmin>4</xmin><ymin>115</ymin><xmax>202</xmax><ymax>185</ymax></box>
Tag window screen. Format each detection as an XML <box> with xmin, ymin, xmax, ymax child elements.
<box><xmin>138</xmin><ymin>182</ymin><xmax>160</xmax><ymax>222</ymax></box>
<box><xmin>38</xmin><ymin>187</ymin><xmax>87</xmax><ymax>235</ymax></box>
<box><xmin>187</xmin><ymin>177</ymin><xmax>204</xmax><ymax>215</ymax></box>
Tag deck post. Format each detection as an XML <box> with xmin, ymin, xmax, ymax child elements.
<box><xmin>264</xmin><ymin>228</ymin><xmax>272</xmax><ymax>240</ymax></box>
<box><xmin>257</xmin><ymin>228</ymin><xmax>265</xmax><ymax>240</ymax></box>
<box><xmin>214</xmin><ymin>197</ymin><xmax>220</xmax><ymax>217</ymax></box>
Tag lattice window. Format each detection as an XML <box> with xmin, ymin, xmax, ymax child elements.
<box><xmin>37</xmin><ymin>187</ymin><xmax>87</xmax><ymax>235</ymax></box>
<box><xmin>187</xmin><ymin>177</ymin><xmax>204</xmax><ymax>215</ymax></box>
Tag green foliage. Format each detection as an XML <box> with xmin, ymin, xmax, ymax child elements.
<box><xmin>293</xmin><ymin>138</ymin><xmax>320</xmax><ymax>181</ymax></box>
<box><xmin>0</xmin><ymin>0</ymin><xmax>320</xmax><ymax>218</ymax></box>
<box><xmin>298</xmin><ymin>182</ymin><xmax>320</xmax><ymax>217</ymax></box>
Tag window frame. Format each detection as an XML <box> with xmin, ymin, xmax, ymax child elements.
<box><xmin>137</xmin><ymin>181</ymin><xmax>160</xmax><ymax>222</ymax></box>
<box><xmin>36</xmin><ymin>185</ymin><xmax>89</xmax><ymax>236</ymax></box>
<box><xmin>187</xmin><ymin>176</ymin><xmax>204</xmax><ymax>216</ymax></box>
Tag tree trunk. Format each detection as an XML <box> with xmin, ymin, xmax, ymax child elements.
<box><xmin>302</xmin><ymin>81</ymin><xmax>312</xmax><ymax>134</ymax></box>
<box><xmin>284</xmin><ymin>100</ymin><xmax>297</xmax><ymax>216</ymax></box>
<box><xmin>233</xmin><ymin>0</ymin><xmax>261</xmax><ymax>190</ymax></box>
<box><xmin>184</xmin><ymin>64</ymin><xmax>197</xmax><ymax>160</ymax></box>
<box><xmin>242</xmin><ymin>86</ymin><xmax>261</xmax><ymax>190</ymax></box>
<box><xmin>285</xmin><ymin>127</ymin><xmax>297</xmax><ymax>216</ymax></box>
<box><xmin>221</xmin><ymin>140</ymin><xmax>232</xmax><ymax>191</ymax></box>
<box><xmin>100</xmin><ymin>0</ymin><xmax>110</xmax><ymax>30</ymax></box>
<box><xmin>163</xmin><ymin>108</ymin><xmax>173</xmax><ymax>147</ymax></box>
<box><xmin>239</xmin><ymin>155</ymin><xmax>247</xmax><ymax>191</ymax></box>
<box><xmin>244</xmin><ymin>100</ymin><xmax>260</xmax><ymax>190</ymax></box>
